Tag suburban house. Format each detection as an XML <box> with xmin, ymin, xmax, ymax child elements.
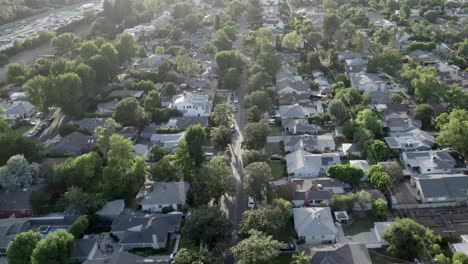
<box><xmin>408</xmin><ymin>49</ymin><xmax>439</xmax><ymax>63</ymax></box>
<box><xmin>341</xmin><ymin>142</ymin><xmax>363</xmax><ymax>157</ymax></box>
<box><xmin>108</xmin><ymin>90</ymin><xmax>144</xmax><ymax>99</ymax></box>
<box><xmin>350</xmin><ymin>72</ymin><xmax>386</xmax><ymax>92</ymax></box>
<box><xmin>290</xmin><ymin>178</ymin><xmax>345</xmax><ymax>207</ymax></box>
<box><xmin>345</xmin><ymin>58</ymin><xmax>368</xmax><ymax>76</ymax></box>
<box><xmin>349</xmin><ymin>160</ymin><xmax>370</xmax><ymax>181</ymax></box>
<box><xmin>53</xmin><ymin>132</ymin><xmax>96</xmax><ymax>155</ymax></box>
<box><xmin>123</xmin><ymin>24</ymin><xmax>155</xmax><ymax>40</ymax></box>
<box><xmin>96</xmin><ymin>99</ymin><xmax>119</xmax><ymax>114</ymax></box>
<box><xmin>279</xmin><ymin>104</ymin><xmax>320</xmax><ymax>120</ymax></box>
<box><xmin>137</xmin><ymin>182</ymin><xmax>189</xmax><ymax>213</ymax></box>
<box><xmin>164</xmin><ymin>116</ymin><xmax>209</xmax><ymax>130</ymax></box>
<box><xmin>283</xmin><ymin>119</ymin><xmax>319</xmax><ymax>135</ymax></box>
<box><xmin>411</xmin><ymin>174</ymin><xmax>468</xmax><ymax>203</ymax></box>
<box><xmin>169</xmin><ymin>92</ymin><xmax>212</xmax><ymax>117</ymax></box>
<box><xmin>150</xmin><ymin>132</ymin><xmax>185</xmax><ymax>151</ymax></box>
<box><xmin>286</xmin><ymin>149</ymin><xmax>341</xmax><ymax>178</ymax></box>
<box><xmin>382</xmin><ymin>112</ymin><xmax>421</xmax><ymax>133</ymax></box>
<box><xmin>9</xmin><ymin>92</ymin><xmax>27</xmax><ymax>102</ymax></box>
<box><xmin>110</xmin><ymin>214</ymin><xmax>182</xmax><ymax>250</ymax></box>
<box><xmin>279</xmin><ymin>93</ymin><xmax>311</xmax><ymax>105</ymax></box>
<box><xmin>262</xmin><ymin>18</ymin><xmax>285</xmax><ymax>29</ymax></box>
<box><xmin>69</xmin><ymin>118</ymin><xmax>109</xmax><ymax>135</ymax></box>
<box><xmin>71</xmin><ymin>238</ymin><xmax>98</xmax><ymax>264</ymax></box>
<box><xmin>385</xmin><ymin>128</ymin><xmax>435</xmax><ymax>152</ymax></box>
<box><xmin>450</xmin><ymin>235</ymin><xmax>468</xmax><ymax>256</ymax></box>
<box><xmin>96</xmin><ymin>200</ymin><xmax>125</xmax><ymax>222</ymax></box>
<box><xmin>301</xmin><ymin>243</ymin><xmax>372</xmax><ymax>264</ymax></box>
<box><xmin>140</xmin><ymin>123</ymin><xmax>160</xmax><ymax>140</ymax></box>
<box><xmin>0</xmin><ymin>101</ymin><xmax>36</xmax><ymax>123</ymax></box>
<box><xmin>293</xmin><ymin>207</ymin><xmax>337</xmax><ymax>244</ymax></box>
<box><xmin>133</xmin><ymin>144</ymin><xmax>149</xmax><ymax>160</ymax></box>
<box><xmin>284</xmin><ymin>134</ymin><xmax>336</xmax><ymax>153</ymax></box>
<box><xmin>401</xmin><ymin>150</ymin><xmax>457</xmax><ymax>175</ymax></box>
<box><xmin>134</xmin><ymin>54</ymin><xmax>174</xmax><ymax>70</ymax></box>
<box><xmin>117</xmin><ymin>126</ymin><xmax>139</xmax><ymax>139</ymax></box>
<box><xmin>277</xmin><ymin>78</ymin><xmax>310</xmax><ymax>95</ymax></box>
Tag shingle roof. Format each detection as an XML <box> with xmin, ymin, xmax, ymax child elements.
<box><xmin>415</xmin><ymin>174</ymin><xmax>468</xmax><ymax>199</ymax></box>
<box><xmin>293</xmin><ymin>207</ymin><xmax>337</xmax><ymax>237</ymax></box>
<box><xmin>305</xmin><ymin>243</ymin><xmax>372</xmax><ymax>264</ymax></box>
<box><xmin>138</xmin><ymin>182</ymin><xmax>189</xmax><ymax>206</ymax></box>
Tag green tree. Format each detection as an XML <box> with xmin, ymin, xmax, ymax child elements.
<box><xmin>231</xmin><ymin>230</ymin><xmax>283</xmax><ymax>264</ymax></box>
<box><xmin>149</xmin><ymin>144</ymin><xmax>168</xmax><ymax>162</ymax></box>
<box><xmin>453</xmin><ymin>252</ymin><xmax>468</xmax><ymax>264</ymax></box>
<box><xmin>215</xmin><ymin>50</ymin><xmax>243</xmax><ymax>73</ymax></box>
<box><xmin>212</xmin><ymin>103</ymin><xmax>234</xmax><ymax>127</ymax></box>
<box><xmin>80</xmin><ymin>41</ymin><xmax>99</xmax><ymax>60</ymax></box>
<box><xmin>435</xmin><ymin>109</ymin><xmax>468</xmax><ymax>157</ymax></box>
<box><xmin>7</xmin><ymin>231</ymin><xmax>41</xmax><ymax>264</ymax></box>
<box><xmin>292</xmin><ymin>251</ymin><xmax>312</xmax><ymax>264</ymax></box>
<box><xmin>174</xmin><ymin>125</ymin><xmax>207</xmax><ymax>180</ymax></box>
<box><xmin>0</xmin><ymin>154</ymin><xmax>39</xmax><ymax>191</ymax></box>
<box><xmin>69</xmin><ymin>216</ymin><xmax>89</xmax><ymax>239</ymax></box>
<box><xmin>239</xmin><ymin>199</ymin><xmax>292</xmax><ymax>237</ymax></box>
<box><xmin>282</xmin><ymin>31</ymin><xmax>301</xmax><ymax>50</ymax></box>
<box><xmin>244</xmin><ymin>90</ymin><xmax>272</xmax><ymax>112</ymax></box>
<box><xmin>444</xmin><ymin>85</ymin><xmax>468</xmax><ymax>110</ymax></box>
<box><xmin>55</xmin><ymin>73</ymin><xmax>83</xmax><ymax>116</ymax></box>
<box><xmin>243</xmin><ymin>162</ymin><xmax>272</xmax><ymax>202</ymax></box>
<box><xmin>424</xmin><ymin>10</ymin><xmax>438</xmax><ymax>23</ymax></box>
<box><xmin>335</xmin><ymin>88</ymin><xmax>363</xmax><ymax>107</ymax></box>
<box><xmin>149</xmin><ymin>156</ymin><xmax>182</xmax><ymax>182</ymax></box>
<box><xmin>31</xmin><ymin>230</ymin><xmax>74</xmax><ymax>264</ymax></box>
<box><xmin>176</xmin><ymin>53</ymin><xmax>200</xmax><ymax>77</ymax></box>
<box><xmin>51</xmin><ymin>33</ymin><xmax>78</xmax><ymax>56</ymax></box>
<box><xmin>182</xmin><ymin>206</ymin><xmax>231</xmax><ymax>249</ymax></box>
<box><xmin>370</xmin><ymin>170</ymin><xmax>392</xmax><ymax>194</ymax></box>
<box><xmin>368</xmin><ymin>48</ymin><xmax>403</xmax><ymax>76</ymax></box>
<box><xmin>87</xmin><ymin>55</ymin><xmax>112</xmax><ymax>83</ymax></box>
<box><xmin>212</xmin><ymin>30</ymin><xmax>233</xmax><ymax>52</ymax></box>
<box><xmin>327</xmin><ymin>99</ymin><xmax>350</xmax><ymax>125</ymax></box>
<box><xmin>384</xmin><ymin>218</ymin><xmax>441</xmax><ymax>261</ymax></box>
<box><xmin>390</xmin><ymin>93</ymin><xmax>404</xmax><ymax>103</ymax></box>
<box><xmin>134</xmin><ymin>80</ymin><xmax>156</xmax><ymax>92</ymax></box>
<box><xmin>6</xmin><ymin>63</ymin><xmax>28</xmax><ymax>85</ymax></box>
<box><xmin>400</xmin><ymin>4</ymin><xmax>411</xmax><ymax>19</ymax></box>
<box><xmin>114</xmin><ymin>97</ymin><xmax>149</xmax><ymax>128</ymax></box>
<box><xmin>433</xmin><ymin>253</ymin><xmax>451</xmax><ymax>264</ymax></box>
<box><xmin>330</xmin><ymin>193</ymin><xmax>357</xmax><ymax>212</ymax></box>
<box><xmin>116</xmin><ymin>32</ymin><xmax>137</xmax><ymax>63</ymax></box>
<box><xmin>74</xmin><ymin>63</ymin><xmax>96</xmax><ymax>97</ymax></box>
<box><xmin>322</xmin><ymin>13</ymin><xmax>341</xmax><ymax>43</ymax></box>
<box><xmin>193</xmin><ymin>156</ymin><xmax>235</xmax><ymax>205</ymax></box>
<box><xmin>64</xmin><ymin>187</ymin><xmax>106</xmax><ymax>215</ymax></box>
<box><xmin>103</xmin><ymin>135</ymin><xmax>146</xmax><ymax>199</ymax></box>
<box><xmin>161</xmin><ymin>82</ymin><xmax>177</xmax><ymax>96</ymax></box>
<box><xmin>413</xmin><ymin>104</ymin><xmax>435</xmax><ymax>129</ymax></box>
<box><xmin>23</xmin><ymin>75</ymin><xmax>53</xmax><ymax>112</ymax></box>
<box><xmin>222</xmin><ymin>68</ymin><xmax>241</xmax><ymax>90</ymax></box>
<box><xmin>356</xmin><ymin>109</ymin><xmax>382</xmax><ymax>138</ymax></box>
<box><xmin>211</xmin><ymin>126</ymin><xmax>232</xmax><ymax>152</ymax></box>
<box><xmin>326</xmin><ymin>164</ymin><xmax>364</xmax><ymax>186</ymax></box>
<box><xmin>0</xmin><ymin>133</ymin><xmax>44</xmax><ymax>166</ymax></box>
<box><xmin>372</xmin><ymin>198</ymin><xmax>389</xmax><ymax>220</ymax></box>
<box><xmin>243</xmin><ymin>122</ymin><xmax>269</xmax><ymax>150</ymax></box>
<box><xmin>246</xmin><ymin>106</ymin><xmax>262</xmax><ymax>122</ymax></box>
<box><xmin>242</xmin><ymin>150</ymin><xmax>265</xmax><ymax>167</ymax></box>
<box><xmin>412</xmin><ymin>68</ymin><xmax>445</xmax><ymax>103</ymax></box>
<box><xmin>95</xmin><ymin>118</ymin><xmax>117</xmax><ymax>157</ymax></box>
<box><xmin>364</xmin><ymin>140</ymin><xmax>389</xmax><ymax>164</ymax></box>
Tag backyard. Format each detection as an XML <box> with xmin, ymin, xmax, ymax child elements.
<box><xmin>342</xmin><ymin>213</ymin><xmax>375</xmax><ymax>236</ymax></box>
<box><xmin>268</xmin><ymin>161</ymin><xmax>286</xmax><ymax>180</ymax></box>
<box><xmin>213</xmin><ymin>96</ymin><xmax>227</xmax><ymax>106</ymax></box>
<box><xmin>268</xmin><ymin>125</ymin><xmax>283</xmax><ymax>136</ymax></box>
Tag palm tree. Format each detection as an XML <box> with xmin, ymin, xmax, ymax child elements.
<box><xmin>291</xmin><ymin>251</ymin><xmax>311</xmax><ymax>264</ymax></box>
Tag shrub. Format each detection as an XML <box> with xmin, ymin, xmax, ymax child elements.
<box><xmin>162</xmin><ymin>206</ymin><xmax>175</xmax><ymax>214</ymax></box>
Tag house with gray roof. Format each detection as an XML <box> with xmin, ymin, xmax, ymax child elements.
<box><xmin>402</xmin><ymin>150</ymin><xmax>457</xmax><ymax>175</ymax></box>
<box><xmin>345</xmin><ymin>58</ymin><xmax>368</xmax><ymax>76</ymax></box>
<box><xmin>284</xmin><ymin>134</ymin><xmax>336</xmax><ymax>153</ymax></box>
<box><xmin>412</xmin><ymin>174</ymin><xmax>468</xmax><ymax>203</ymax></box>
<box><xmin>117</xmin><ymin>126</ymin><xmax>139</xmax><ymax>139</ymax></box>
<box><xmin>286</xmin><ymin>149</ymin><xmax>340</xmax><ymax>178</ymax></box>
<box><xmin>96</xmin><ymin>200</ymin><xmax>125</xmax><ymax>221</ymax></box>
<box><xmin>289</xmin><ymin>178</ymin><xmax>345</xmax><ymax>207</ymax></box>
<box><xmin>283</xmin><ymin>119</ymin><xmax>319</xmax><ymax>135</ymax></box>
<box><xmin>302</xmin><ymin>243</ymin><xmax>372</xmax><ymax>264</ymax></box>
<box><xmin>150</xmin><ymin>132</ymin><xmax>185</xmax><ymax>151</ymax></box>
<box><xmin>0</xmin><ymin>218</ymin><xmax>30</xmax><ymax>255</ymax></box>
<box><xmin>83</xmin><ymin>250</ymin><xmax>165</xmax><ymax>264</ymax></box>
<box><xmin>278</xmin><ymin>93</ymin><xmax>311</xmax><ymax>105</ymax></box>
<box><xmin>408</xmin><ymin>49</ymin><xmax>439</xmax><ymax>63</ymax></box>
<box><xmin>71</xmin><ymin>238</ymin><xmax>97</xmax><ymax>263</ymax></box>
<box><xmin>349</xmin><ymin>160</ymin><xmax>370</xmax><ymax>181</ymax></box>
<box><xmin>293</xmin><ymin>207</ymin><xmax>337</xmax><ymax>244</ymax></box>
<box><xmin>110</xmin><ymin>214</ymin><xmax>182</xmax><ymax>250</ymax></box>
<box><xmin>108</xmin><ymin>90</ymin><xmax>144</xmax><ymax>99</ymax></box>
<box><xmin>277</xmin><ymin>78</ymin><xmax>310</xmax><ymax>95</ymax></box>
<box><xmin>137</xmin><ymin>182</ymin><xmax>189</xmax><ymax>213</ymax></box>
<box><xmin>96</xmin><ymin>99</ymin><xmax>119</xmax><ymax>114</ymax></box>
<box><xmin>383</xmin><ymin>112</ymin><xmax>421</xmax><ymax>133</ymax></box>
<box><xmin>0</xmin><ymin>101</ymin><xmax>36</xmax><ymax>123</ymax></box>
<box><xmin>279</xmin><ymin>104</ymin><xmax>319</xmax><ymax>120</ymax></box>
<box><xmin>69</xmin><ymin>118</ymin><xmax>109</xmax><ymax>135</ymax></box>
<box><xmin>0</xmin><ymin>189</ymin><xmax>34</xmax><ymax>218</ymax></box>
<box><xmin>350</xmin><ymin>72</ymin><xmax>386</xmax><ymax>92</ymax></box>
<box><xmin>53</xmin><ymin>132</ymin><xmax>96</xmax><ymax>155</ymax></box>
<box><xmin>385</xmin><ymin>128</ymin><xmax>434</xmax><ymax>152</ymax></box>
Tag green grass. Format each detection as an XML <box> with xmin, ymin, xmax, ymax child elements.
<box><xmin>12</xmin><ymin>124</ymin><xmax>33</xmax><ymax>135</ymax></box>
<box><xmin>265</xmin><ymin>142</ymin><xmax>283</xmax><ymax>156</ymax></box>
<box><xmin>275</xmin><ymin>217</ymin><xmax>296</xmax><ymax>243</ymax></box>
<box><xmin>213</xmin><ymin>96</ymin><xmax>227</xmax><ymax>106</ymax></box>
<box><xmin>369</xmin><ymin>249</ymin><xmax>401</xmax><ymax>264</ymax></box>
<box><xmin>268</xmin><ymin>161</ymin><xmax>286</xmax><ymax>180</ymax></box>
<box><xmin>179</xmin><ymin>235</ymin><xmax>198</xmax><ymax>251</ymax></box>
<box><xmin>342</xmin><ymin>213</ymin><xmax>375</xmax><ymax>236</ymax></box>
<box><xmin>268</xmin><ymin>125</ymin><xmax>283</xmax><ymax>136</ymax></box>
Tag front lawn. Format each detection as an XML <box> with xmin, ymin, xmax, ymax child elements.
<box><xmin>213</xmin><ymin>96</ymin><xmax>227</xmax><ymax>106</ymax></box>
<box><xmin>268</xmin><ymin>125</ymin><xmax>283</xmax><ymax>136</ymax></box>
<box><xmin>342</xmin><ymin>213</ymin><xmax>375</xmax><ymax>236</ymax></box>
<box><xmin>268</xmin><ymin>161</ymin><xmax>286</xmax><ymax>180</ymax></box>
<box><xmin>265</xmin><ymin>142</ymin><xmax>284</xmax><ymax>156</ymax></box>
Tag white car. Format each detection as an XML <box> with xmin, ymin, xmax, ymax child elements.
<box><xmin>267</xmin><ymin>118</ymin><xmax>276</xmax><ymax>125</ymax></box>
<box><xmin>233</xmin><ymin>97</ymin><xmax>239</xmax><ymax>104</ymax></box>
<box><xmin>248</xmin><ymin>197</ymin><xmax>255</xmax><ymax>209</ymax></box>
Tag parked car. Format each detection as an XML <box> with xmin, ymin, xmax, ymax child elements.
<box><xmin>248</xmin><ymin>196</ymin><xmax>255</xmax><ymax>209</ymax></box>
<box><xmin>280</xmin><ymin>243</ymin><xmax>296</xmax><ymax>251</ymax></box>
<box><xmin>233</xmin><ymin>97</ymin><xmax>239</xmax><ymax>104</ymax></box>
<box><xmin>267</xmin><ymin>118</ymin><xmax>276</xmax><ymax>125</ymax></box>
<box><xmin>233</xmin><ymin>106</ymin><xmax>238</xmax><ymax>113</ymax></box>
<box><xmin>271</xmin><ymin>154</ymin><xmax>282</xmax><ymax>161</ymax></box>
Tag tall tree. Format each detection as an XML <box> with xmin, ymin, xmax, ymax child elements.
<box><xmin>116</xmin><ymin>32</ymin><xmax>137</xmax><ymax>64</ymax></box>
<box><xmin>356</xmin><ymin>109</ymin><xmax>382</xmax><ymax>138</ymax></box>
<box><xmin>114</xmin><ymin>97</ymin><xmax>149</xmax><ymax>128</ymax></box>
<box><xmin>282</xmin><ymin>31</ymin><xmax>302</xmax><ymax>50</ymax></box>
<box><xmin>435</xmin><ymin>109</ymin><xmax>468</xmax><ymax>157</ymax></box>
<box><xmin>413</xmin><ymin>104</ymin><xmax>435</xmax><ymax>129</ymax></box>
<box><xmin>95</xmin><ymin>118</ymin><xmax>117</xmax><ymax>157</ymax></box>
<box><xmin>231</xmin><ymin>230</ymin><xmax>283</xmax><ymax>264</ymax></box>
<box><xmin>7</xmin><ymin>231</ymin><xmax>41</xmax><ymax>264</ymax></box>
<box><xmin>326</xmin><ymin>164</ymin><xmax>364</xmax><ymax>186</ymax></box>
<box><xmin>212</xmin><ymin>103</ymin><xmax>234</xmax><ymax>127</ymax></box>
<box><xmin>211</xmin><ymin>126</ymin><xmax>232</xmax><ymax>152</ymax></box>
<box><xmin>327</xmin><ymin>99</ymin><xmax>350</xmax><ymax>125</ymax></box>
<box><xmin>0</xmin><ymin>155</ymin><xmax>39</xmax><ymax>191</ymax></box>
<box><xmin>243</xmin><ymin>162</ymin><xmax>272</xmax><ymax>202</ymax></box>
<box><xmin>243</xmin><ymin>122</ymin><xmax>269</xmax><ymax>150</ymax></box>
<box><xmin>31</xmin><ymin>230</ymin><xmax>74</xmax><ymax>264</ymax></box>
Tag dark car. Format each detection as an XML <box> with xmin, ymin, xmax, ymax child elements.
<box><xmin>280</xmin><ymin>243</ymin><xmax>296</xmax><ymax>251</ymax></box>
<box><xmin>271</xmin><ymin>154</ymin><xmax>282</xmax><ymax>160</ymax></box>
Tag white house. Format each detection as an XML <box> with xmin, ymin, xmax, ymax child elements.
<box><xmin>293</xmin><ymin>207</ymin><xmax>337</xmax><ymax>245</ymax></box>
<box><xmin>137</xmin><ymin>182</ymin><xmax>189</xmax><ymax>213</ymax></box>
<box><xmin>350</xmin><ymin>72</ymin><xmax>386</xmax><ymax>92</ymax></box>
<box><xmin>1</xmin><ymin>101</ymin><xmax>36</xmax><ymax>122</ymax></box>
<box><xmin>286</xmin><ymin>149</ymin><xmax>341</xmax><ymax>178</ymax></box>
<box><xmin>169</xmin><ymin>92</ymin><xmax>212</xmax><ymax>117</ymax></box>
<box><xmin>401</xmin><ymin>150</ymin><xmax>457</xmax><ymax>175</ymax></box>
